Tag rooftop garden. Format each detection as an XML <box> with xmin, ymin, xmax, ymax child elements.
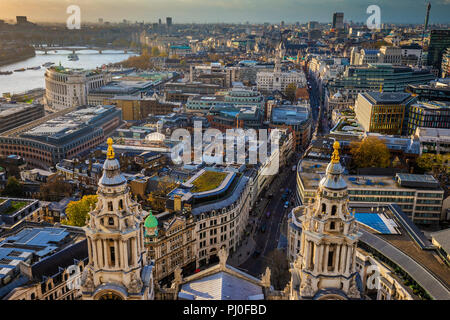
<box><xmin>1</xmin><ymin>201</ymin><xmax>28</xmax><ymax>215</ymax></box>
<box><xmin>191</xmin><ymin>171</ymin><xmax>228</xmax><ymax>193</ymax></box>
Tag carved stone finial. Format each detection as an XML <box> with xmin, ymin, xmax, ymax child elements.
<box><xmin>174</xmin><ymin>266</ymin><xmax>183</xmax><ymax>284</ymax></box>
<box><xmin>218</xmin><ymin>247</ymin><xmax>228</xmax><ymax>269</ymax></box>
<box><xmin>262</xmin><ymin>267</ymin><xmax>271</xmax><ymax>287</ymax></box>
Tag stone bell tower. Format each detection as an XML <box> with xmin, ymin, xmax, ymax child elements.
<box><xmin>289</xmin><ymin>141</ymin><xmax>363</xmax><ymax>300</ymax></box>
<box><xmin>80</xmin><ymin>138</ymin><xmax>154</xmax><ymax>300</ymax></box>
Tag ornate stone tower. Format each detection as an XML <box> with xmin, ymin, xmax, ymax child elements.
<box><xmin>290</xmin><ymin>141</ymin><xmax>363</xmax><ymax>300</ymax></box>
<box><xmin>80</xmin><ymin>138</ymin><xmax>154</xmax><ymax>300</ymax></box>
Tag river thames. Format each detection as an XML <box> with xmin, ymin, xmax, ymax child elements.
<box><xmin>0</xmin><ymin>49</ymin><xmax>137</xmax><ymax>95</ymax></box>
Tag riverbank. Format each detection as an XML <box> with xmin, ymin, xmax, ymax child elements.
<box><xmin>0</xmin><ymin>51</ymin><xmax>36</xmax><ymax>67</ymax></box>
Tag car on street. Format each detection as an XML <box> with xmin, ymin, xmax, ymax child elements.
<box><xmin>284</xmin><ymin>201</ymin><xmax>289</xmax><ymax>209</ymax></box>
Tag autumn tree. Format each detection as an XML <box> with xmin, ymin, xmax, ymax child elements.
<box><xmin>350</xmin><ymin>136</ymin><xmax>391</xmax><ymax>168</ymax></box>
<box><xmin>266</xmin><ymin>249</ymin><xmax>290</xmax><ymax>290</ymax></box>
<box><xmin>285</xmin><ymin>83</ymin><xmax>297</xmax><ymax>103</ymax></box>
<box><xmin>2</xmin><ymin>177</ymin><xmax>24</xmax><ymax>197</ymax></box>
<box><xmin>416</xmin><ymin>153</ymin><xmax>450</xmax><ymax>174</ymax></box>
<box><xmin>62</xmin><ymin>195</ymin><xmax>98</xmax><ymax>227</ymax></box>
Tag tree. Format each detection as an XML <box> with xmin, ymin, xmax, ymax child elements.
<box><xmin>151</xmin><ymin>46</ymin><xmax>160</xmax><ymax>57</ymax></box>
<box><xmin>62</xmin><ymin>195</ymin><xmax>98</xmax><ymax>227</ymax></box>
<box><xmin>147</xmin><ymin>176</ymin><xmax>177</xmax><ymax>211</ymax></box>
<box><xmin>350</xmin><ymin>136</ymin><xmax>391</xmax><ymax>168</ymax></box>
<box><xmin>416</xmin><ymin>153</ymin><xmax>449</xmax><ymax>174</ymax></box>
<box><xmin>266</xmin><ymin>249</ymin><xmax>290</xmax><ymax>290</ymax></box>
<box><xmin>285</xmin><ymin>83</ymin><xmax>297</xmax><ymax>103</ymax></box>
<box><xmin>2</xmin><ymin>177</ymin><xmax>24</xmax><ymax>197</ymax></box>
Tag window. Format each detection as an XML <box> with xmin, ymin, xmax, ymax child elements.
<box><xmin>330</xmin><ymin>222</ymin><xmax>335</xmax><ymax>230</ymax></box>
<box><xmin>110</xmin><ymin>246</ymin><xmax>115</xmax><ymax>267</ymax></box>
<box><xmin>108</xmin><ymin>202</ymin><xmax>113</xmax><ymax>211</ymax></box>
<box><xmin>331</xmin><ymin>205</ymin><xmax>337</xmax><ymax>216</ymax></box>
<box><xmin>108</xmin><ymin>217</ymin><xmax>114</xmax><ymax>226</ymax></box>
<box><xmin>321</xmin><ymin>203</ymin><xmax>326</xmax><ymax>213</ymax></box>
<box><xmin>119</xmin><ymin>199</ymin><xmax>123</xmax><ymax>210</ymax></box>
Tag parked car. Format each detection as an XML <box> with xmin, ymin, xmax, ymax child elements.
<box><xmin>284</xmin><ymin>201</ymin><xmax>289</xmax><ymax>209</ymax></box>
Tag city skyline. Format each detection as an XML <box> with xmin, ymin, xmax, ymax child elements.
<box><xmin>1</xmin><ymin>0</ymin><xmax>450</xmax><ymax>24</ymax></box>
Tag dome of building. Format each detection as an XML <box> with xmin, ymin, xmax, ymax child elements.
<box><xmin>319</xmin><ymin>140</ymin><xmax>347</xmax><ymax>190</ymax></box>
<box><xmin>144</xmin><ymin>211</ymin><xmax>158</xmax><ymax>229</ymax></box>
<box><xmin>99</xmin><ymin>138</ymin><xmax>127</xmax><ymax>186</ymax></box>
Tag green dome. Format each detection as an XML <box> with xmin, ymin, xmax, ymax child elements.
<box><xmin>144</xmin><ymin>211</ymin><xmax>158</xmax><ymax>229</ymax></box>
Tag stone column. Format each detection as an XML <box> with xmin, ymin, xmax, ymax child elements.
<box><xmin>313</xmin><ymin>243</ymin><xmax>320</xmax><ymax>273</ymax></box>
<box><xmin>97</xmin><ymin>239</ymin><xmax>103</xmax><ymax>268</ymax></box>
<box><xmin>351</xmin><ymin>244</ymin><xmax>357</xmax><ymax>271</ymax></box>
<box><xmin>334</xmin><ymin>244</ymin><xmax>340</xmax><ymax>273</ymax></box>
<box><xmin>340</xmin><ymin>244</ymin><xmax>347</xmax><ymax>273</ymax></box>
<box><xmin>345</xmin><ymin>245</ymin><xmax>352</xmax><ymax>274</ymax></box>
<box><xmin>103</xmin><ymin>240</ymin><xmax>109</xmax><ymax>268</ymax></box>
<box><xmin>92</xmin><ymin>238</ymin><xmax>98</xmax><ymax>269</ymax></box>
<box><xmin>323</xmin><ymin>244</ymin><xmax>330</xmax><ymax>272</ymax></box>
<box><xmin>114</xmin><ymin>240</ymin><xmax>119</xmax><ymax>269</ymax></box>
<box><xmin>124</xmin><ymin>240</ymin><xmax>129</xmax><ymax>269</ymax></box>
<box><xmin>134</xmin><ymin>237</ymin><xmax>139</xmax><ymax>267</ymax></box>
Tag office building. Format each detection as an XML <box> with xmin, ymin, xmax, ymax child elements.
<box><xmin>186</xmin><ymin>87</ymin><xmax>264</xmax><ymax>114</ymax></box>
<box><xmin>441</xmin><ymin>47</ymin><xmax>450</xmax><ymax>78</ymax></box>
<box><xmin>406</xmin><ymin>101</ymin><xmax>450</xmax><ymax>135</ymax></box>
<box><xmin>332</xmin><ymin>12</ymin><xmax>344</xmax><ymax>30</ymax></box>
<box><xmin>270</xmin><ymin>104</ymin><xmax>312</xmax><ymax>151</ymax></box>
<box><xmin>0</xmin><ymin>105</ymin><xmax>122</xmax><ymax>168</ymax></box>
<box><xmin>0</xmin><ymin>103</ymin><xmax>44</xmax><ymax>134</ymax></box>
<box><xmin>355</xmin><ymin>92</ymin><xmax>416</xmax><ymax>135</ymax></box>
<box><xmin>44</xmin><ymin>66</ymin><xmax>112</xmax><ymax>111</ymax></box>
<box><xmin>427</xmin><ymin>29</ymin><xmax>450</xmax><ymax>73</ymax></box>
<box><xmin>328</xmin><ymin>64</ymin><xmax>435</xmax><ymax>95</ymax></box>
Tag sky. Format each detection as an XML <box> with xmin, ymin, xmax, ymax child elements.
<box><xmin>1</xmin><ymin>0</ymin><xmax>449</xmax><ymax>24</ymax></box>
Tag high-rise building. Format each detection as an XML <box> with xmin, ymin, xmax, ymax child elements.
<box><xmin>308</xmin><ymin>21</ymin><xmax>319</xmax><ymax>30</ymax></box>
<box><xmin>80</xmin><ymin>139</ymin><xmax>154</xmax><ymax>300</ymax></box>
<box><xmin>166</xmin><ymin>17</ymin><xmax>172</xmax><ymax>27</ymax></box>
<box><xmin>288</xmin><ymin>141</ymin><xmax>363</xmax><ymax>300</ymax></box>
<box><xmin>427</xmin><ymin>29</ymin><xmax>450</xmax><ymax>74</ymax></box>
<box><xmin>332</xmin><ymin>12</ymin><xmax>344</xmax><ymax>30</ymax></box>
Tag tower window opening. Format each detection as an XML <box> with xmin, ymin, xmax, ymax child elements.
<box><xmin>110</xmin><ymin>245</ymin><xmax>115</xmax><ymax>267</ymax></box>
<box><xmin>328</xmin><ymin>250</ymin><xmax>334</xmax><ymax>268</ymax></box>
<box><xmin>119</xmin><ymin>199</ymin><xmax>123</xmax><ymax>210</ymax></box>
<box><xmin>330</xmin><ymin>221</ymin><xmax>335</xmax><ymax>230</ymax></box>
<box><xmin>331</xmin><ymin>205</ymin><xmax>337</xmax><ymax>216</ymax></box>
<box><xmin>108</xmin><ymin>217</ymin><xmax>114</xmax><ymax>226</ymax></box>
<box><xmin>321</xmin><ymin>203</ymin><xmax>326</xmax><ymax>213</ymax></box>
<box><xmin>108</xmin><ymin>202</ymin><xmax>113</xmax><ymax>211</ymax></box>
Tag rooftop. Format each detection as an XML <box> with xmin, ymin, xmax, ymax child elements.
<box><xmin>360</xmin><ymin>91</ymin><xmax>414</xmax><ymax>105</ymax></box>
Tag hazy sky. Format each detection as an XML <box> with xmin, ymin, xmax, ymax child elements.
<box><xmin>1</xmin><ymin>0</ymin><xmax>449</xmax><ymax>24</ymax></box>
